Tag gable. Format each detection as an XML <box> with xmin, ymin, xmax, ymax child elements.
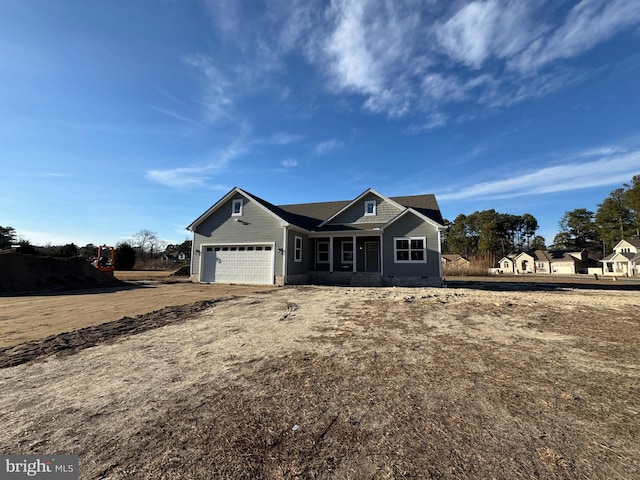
<box><xmin>187</xmin><ymin>187</ymin><xmax>288</xmax><ymax>232</ymax></box>
<box><xmin>328</xmin><ymin>192</ymin><xmax>404</xmax><ymax>226</ymax></box>
<box><xmin>188</xmin><ymin>187</ymin><xmax>444</xmax><ymax>234</ymax></box>
<box><xmin>614</xmin><ymin>239</ymin><xmax>640</xmax><ymax>253</ymax></box>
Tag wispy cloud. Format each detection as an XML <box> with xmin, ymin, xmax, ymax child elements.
<box><xmin>184</xmin><ymin>54</ymin><xmax>235</xmax><ymax>124</ymax></box>
<box><xmin>146</xmin><ymin>137</ymin><xmax>249</xmax><ymax>188</ymax></box>
<box><xmin>315</xmin><ymin>139</ymin><xmax>343</xmax><ymax>156</ymax></box>
<box><xmin>151</xmin><ymin>106</ymin><xmax>202</xmax><ymax>127</ymax></box>
<box><xmin>269</xmin><ymin>132</ymin><xmax>304</xmax><ymax>145</ymax></box>
<box><xmin>281</xmin><ymin>158</ymin><xmax>298</xmax><ymax>168</ymax></box>
<box><xmin>512</xmin><ymin>0</ymin><xmax>640</xmax><ymax>73</ymax></box>
<box><xmin>196</xmin><ymin>1</ymin><xmax>640</xmax><ymax>125</ymax></box>
<box><xmin>438</xmin><ymin>146</ymin><xmax>640</xmax><ymax>201</ymax></box>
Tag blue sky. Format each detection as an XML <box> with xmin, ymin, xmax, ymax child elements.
<box><xmin>2</xmin><ymin>0</ymin><xmax>640</xmax><ymax>249</ymax></box>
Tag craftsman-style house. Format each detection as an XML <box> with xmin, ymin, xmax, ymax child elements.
<box><xmin>187</xmin><ymin>187</ymin><xmax>446</xmax><ymax>286</ymax></box>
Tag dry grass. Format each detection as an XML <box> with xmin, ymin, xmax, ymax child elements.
<box><xmin>1</xmin><ymin>285</ymin><xmax>639</xmax><ymax>479</ymax></box>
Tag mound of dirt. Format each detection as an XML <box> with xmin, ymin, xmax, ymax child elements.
<box><xmin>0</xmin><ymin>253</ymin><xmax>123</xmax><ymax>294</ymax></box>
<box><xmin>170</xmin><ymin>265</ymin><xmax>190</xmax><ymax>276</ymax></box>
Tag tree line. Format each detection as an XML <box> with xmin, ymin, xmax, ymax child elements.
<box><xmin>0</xmin><ymin>226</ymin><xmax>191</xmax><ymax>270</ymax></box>
<box><xmin>552</xmin><ymin>175</ymin><xmax>640</xmax><ymax>255</ymax></box>
<box><xmin>443</xmin><ymin>174</ymin><xmax>640</xmax><ymax>261</ymax></box>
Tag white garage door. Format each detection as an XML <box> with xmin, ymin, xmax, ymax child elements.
<box><xmin>201</xmin><ymin>245</ymin><xmax>274</xmax><ymax>284</ymax></box>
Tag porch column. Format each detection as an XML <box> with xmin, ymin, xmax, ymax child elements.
<box><xmin>352</xmin><ymin>236</ymin><xmax>356</xmax><ymax>273</ymax></box>
<box><xmin>329</xmin><ymin>237</ymin><xmax>334</xmax><ymax>273</ymax></box>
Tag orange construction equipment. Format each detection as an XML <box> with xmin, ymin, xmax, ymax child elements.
<box><xmin>92</xmin><ymin>245</ymin><xmax>115</xmax><ymax>275</ymax></box>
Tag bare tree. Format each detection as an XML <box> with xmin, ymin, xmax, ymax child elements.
<box><xmin>132</xmin><ymin>229</ymin><xmax>158</xmax><ymax>260</ymax></box>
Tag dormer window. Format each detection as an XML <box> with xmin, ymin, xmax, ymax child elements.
<box><xmin>365</xmin><ymin>200</ymin><xmax>376</xmax><ymax>216</ymax></box>
<box><xmin>232</xmin><ymin>199</ymin><xmax>243</xmax><ymax>216</ymax></box>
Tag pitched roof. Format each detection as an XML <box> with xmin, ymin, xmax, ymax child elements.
<box><xmin>271</xmin><ymin>193</ymin><xmax>443</xmax><ymax>231</ymax></box>
<box><xmin>189</xmin><ymin>187</ymin><xmax>444</xmax><ymax>233</ymax></box>
<box><xmin>389</xmin><ymin>194</ymin><xmax>444</xmax><ymax>225</ymax></box>
<box><xmin>620</xmin><ymin>238</ymin><xmax>640</xmax><ymax>248</ymax></box>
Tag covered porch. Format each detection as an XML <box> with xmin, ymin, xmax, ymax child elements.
<box><xmin>601</xmin><ymin>254</ymin><xmax>638</xmax><ymax>277</ymax></box>
<box><xmin>309</xmin><ymin>233</ymin><xmax>383</xmax><ymax>285</ymax></box>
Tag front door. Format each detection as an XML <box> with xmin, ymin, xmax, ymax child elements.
<box><xmin>365</xmin><ymin>242</ymin><xmax>380</xmax><ymax>272</ymax></box>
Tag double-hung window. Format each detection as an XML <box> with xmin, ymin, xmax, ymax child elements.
<box><xmin>294</xmin><ymin>236</ymin><xmax>303</xmax><ymax>262</ymax></box>
<box><xmin>317</xmin><ymin>241</ymin><xmax>329</xmax><ymax>263</ymax></box>
<box><xmin>341</xmin><ymin>241</ymin><xmax>354</xmax><ymax>263</ymax></box>
<box><xmin>394</xmin><ymin>237</ymin><xmax>426</xmax><ymax>263</ymax></box>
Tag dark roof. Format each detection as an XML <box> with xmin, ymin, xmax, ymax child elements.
<box><xmin>273</xmin><ymin>194</ymin><xmax>443</xmax><ymax>231</ymax></box>
<box><xmin>189</xmin><ymin>188</ymin><xmax>442</xmax><ymax>232</ymax></box>
<box><xmin>389</xmin><ymin>194</ymin><xmax>444</xmax><ymax>225</ymax></box>
<box><xmin>621</xmin><ymin>238</ymin><xmax>640</xmax><ymax>248</ymax></box>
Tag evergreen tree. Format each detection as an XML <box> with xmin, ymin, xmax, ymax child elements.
<box><xmin>0</xmin><ymin>226</ymin><xmax>16</xmax><ymax>248</ymax></box>
<box><xmin>553</xmin><ymin>209</ymin><xmax>600</xmax><ymax>251</ymax></box>
<box><xmin>624</xmin><ymin>175</ymin><xmax>640</xmax><ymax>237</ymax></box>
<box><xmin>115</xmin><ymin>242</ymin><xmax>136</xmax><ymax>271</ymax></box>
<box><xmin>595</xmin><ymin>188</ymin><xmax>633</xmax><ymax>253</ymax></box>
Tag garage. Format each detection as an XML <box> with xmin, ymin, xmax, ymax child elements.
<box><xmin>200</xmin><ymin>245</ymin><xmax>274</xmax><ymax>284</ymax></box>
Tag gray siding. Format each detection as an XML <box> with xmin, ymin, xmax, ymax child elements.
<box><xmin>191</xmin><ymin>194</ymin><xmax>285</xmax><ymax>280</ymax></box>
<box><xmin>382</xmin><ymin>213</ymin><xmax>441</xmax><ymax>278</ymax></box>
<box><xmin>286</xmin><ymin>229</ymin><xmax>312</xmax><ymax>275</ymax></box>
<box><xmin>329</xmin><ymin>193</ymin><xmax>402</xmax><ymax>225</ymax></box>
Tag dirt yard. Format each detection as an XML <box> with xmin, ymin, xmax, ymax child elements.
<box><xmin>1</xmin><ymin>278</ymin><xmax>639</xmax><ymax>479</ymax></box>
<box><xmin>0</xmin><ymin>271</ymin><xmax>274</xmax><ymax>348</ymax></box>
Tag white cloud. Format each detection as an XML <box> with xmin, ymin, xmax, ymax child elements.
<box><xmin>315</xmin><ymin>139</ymin><xmax>343</xmax><ymax>156</ymax></box>
<box><xmin>281</xmin><ymin>158</ymin><xmax>298</xmax><ymax>168</ymax></box>
<box><xmin>439</xmin><ymin>147</ymin><xmax>640</xmax><ymax>201</ymax></box>
<box><xmin>146</xmin><ymin>138</ymin><xmax>248</xmax><ymax>188</ymax></box>
<box><xmin>194</xmin><ymin>0</ymin><xmax>640</xmax><ymax>124</ymax></box>
<box><xmin>145</xmin><ymin>166</ymin><xmax>205</xmax><ymax>188</ymax></box>
<box><xmin>435</xmin><ymin>1</ymin><xmax>539</xmax><ymax>69</ymax></box>
<box><xmin>406</xmin><ymin>112</ymin><xmax>447</xmax><ymax>134</ymax></box>
<box><xmin>269</xmin><ymin>132</ymin><xmax>304</xmax><ymax>145</ymax></box>
<box><xmin>512</xmin><ymin>0</ymin><xmax>640</xmax><ymax>73</ymax></box>
<box><xmin>184</xmin><ymin>54</ymin><xmax>234</xmax><ymax>123</ymax></box>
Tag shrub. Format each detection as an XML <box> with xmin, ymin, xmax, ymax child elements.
<box><xmin>115</xmin><ymin>242</ymin><xmax>136</xmax><ymax>271</ymax></box>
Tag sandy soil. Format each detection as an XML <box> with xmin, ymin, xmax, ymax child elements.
<box><xmin>1</xmin><ymin>282</ymin><xmax>639</xmax><ymax>479</ymax></box>
<box><xmin>0</xmin><ymin>272</ymin><xmax>274</xmax><ymax>348</ymax></box>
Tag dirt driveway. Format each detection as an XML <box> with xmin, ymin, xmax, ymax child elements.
<box><xmin>0</xmin><ymin>272</ymin><xmax>274</xmax><ymax>347</ymax></box>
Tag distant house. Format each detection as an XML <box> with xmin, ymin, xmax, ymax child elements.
<box><xmin>187</xmin><ymin>187</ymin><xmax>446</xmax><ymax>286</ymax></box>
<box><xmin>163</xmin><ymin>250</ymin><xmax>191</xmax><ymax>264</ymax></box>
<box><xmin>600</xmin><ymin>238</ymin><xmax>640</xmax><ymax>276</ymax></box>
<box><xmin>441</xmin><ymin>254</ymin><xmax>471</xmax><ymax>271</ymax></box>
<box><xmin>497</xmin><ymin>253</ymin><xmax>518</xmax><ymax>274</ymax></box>
<box><xmin>497</xmin><ymin>249</ymin><xmax>591</xmax><ymax>274</ymax></box>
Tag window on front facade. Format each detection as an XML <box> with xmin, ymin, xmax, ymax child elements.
<box><xmin>503</xmin><ymin>261</ymin><xmax>509</xmax><ymax>268</ymax></box>
<box><xmin>317</xmin><ymin>241</ymin><xmax>329</xmax><ymax>263</ymax></box>
<box><xmin>294</xmin><ymin>236</ymin><xmax>303</xmax><ymax>262</ymax></box>
<box><xmin>394</xmin><ymin>237</ymin><xmax>426</xmax><ymax>263</ymax></box>
<box><xmin>232</xmin><ymin>199</ymin><xmax>243</xmax><ymax>216</ymax></box>
<box><xmin>342</xmin><ymin>241</ymin><xmax>354</xmax><ymax>263</ymax></box>
<box><xmin>365</xmin><ymin>200</ymin><xmax>376</xmax><ymax>216</ymax></box>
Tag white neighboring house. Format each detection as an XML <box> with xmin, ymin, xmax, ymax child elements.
<box><xmin>600</xmin><ymin>239</ymin><xmax>640</xmax><ymax>276</ymax></box>
<box><xmin>497</xmin><ymin>249</ymin><xmax>591</xmax><ymax>274</ymax></box>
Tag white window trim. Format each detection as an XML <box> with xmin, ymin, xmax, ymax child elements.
<box><xmin>316</xmin><ymin>241</ymin><xmax>329</xmax><ymax>264</ymax></box>
<box><xmin>294</xmin><ymin>235</ymin><xmax>303</xmax><ymax>262</ymax></box>
<box><xmin>231</xmin><ymin>199</ymin><xmax>243</xmax><ymax>216</ymax></box>
<box><xmin>364</xmin><ymin>200</ymin><xmax>376</xmax><ymax>216</ymax></box>
<box><xmin>341</xmin><ymin>241</ymin><xmax>354</xmax><ymax>264</ymax></box>
<box><xmin>393</xmin><ymin>236</ymin><xmax>427</xmax><ymax>263</ymax></box>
